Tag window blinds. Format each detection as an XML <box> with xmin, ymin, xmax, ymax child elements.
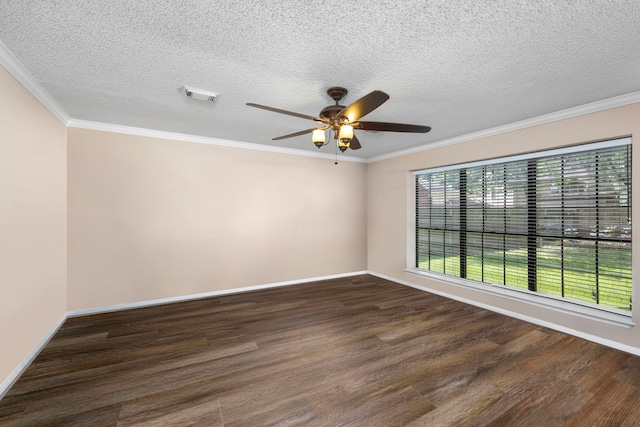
<box><xmin>415</xmin><ymin>138</ymin><xmax>632</xmax><ymax>312</ymax></box>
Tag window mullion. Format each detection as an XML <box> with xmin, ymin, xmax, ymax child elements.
<box><xmin>428</xmin><ymin>177</ymin><xmax>432</xmax><ymax>270</ymax></box>
<box><xmin>561</xmin><ymin>156</ymin><xmax>565</xmax><ymax>298</ymax></box>
<box><xmin>595</xmin><ymin>153</ymin><xmax>600</xmax><ymax>305</ymax></box>
<box><xmin>460</xmin><ymin>169</ymin><xmax>467</xmax><ymax>279</ymax></box>
<box><xmin>443</xmin><ymin>172</ymin><xmax>447</xmax><ymax>273</ymax></box>
<box><xmin>482</xmin><ymin>166</ymin><xmax>486</xmax><ymax>282</ymax></box>
<box><xmin>503</xmin><ymin>164</ymin><xmax>507</xmax><ymax>285</ymax></box>
<box><xmin>415</xmin><ymin>178</ymin><xmax>418</xmax><ymax>268</ymax></box>
<box><xmin>527</xmin><ymin>159</ymin><xmax>537</xmax><ymax>292</ymax></box>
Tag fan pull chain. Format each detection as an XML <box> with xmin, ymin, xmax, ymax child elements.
<box><xmin>334</xmin><ymin>129</ymin><xmax>338</xmax><ymax>165</ymax></box>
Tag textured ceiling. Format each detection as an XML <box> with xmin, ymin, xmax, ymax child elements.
<box><xmin>1</xmin><ymin>1</ymin><xmax>640</xmax><ymax>159</ymax></box>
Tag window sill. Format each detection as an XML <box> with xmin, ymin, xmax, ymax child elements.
<box><xmin>404</xmin><ymin>268</ymin><xmax>634</xmax><ymax>328</ymax></box>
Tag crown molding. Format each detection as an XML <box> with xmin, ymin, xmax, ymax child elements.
<box><xmin>2</xmin><ymin>33</ymin><xmax>638</xmax><ymax>165</ymax></box>
<box><xmin>68</xmin><ymin>119</ymin><xmax>366</xmax><ymax>163</ymax></box>
<box><xmin>366</xmin><ymin>91</ymin><xmax>640</xmax><ymax>163</ymax></box>
<box><xmin>0</xmin><ymin>40</ymin><xmax>71</xmax><ymax>125</ymax></box>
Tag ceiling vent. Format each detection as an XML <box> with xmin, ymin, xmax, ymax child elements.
<box><xmin>181</xmin><ymin>85</ymin><xmax>219</xmax><ymax>102</ymax></box>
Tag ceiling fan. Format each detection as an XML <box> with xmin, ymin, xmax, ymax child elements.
<box><xmin>246</xmin><ymin>87</ymin><xmax>431</xmax><ymax>152</ymax></box>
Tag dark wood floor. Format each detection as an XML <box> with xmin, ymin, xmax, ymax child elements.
<box><xmin>2</xmin><ymin>275</ymin><xmax>640</xmax><ymax>426</ymax></box>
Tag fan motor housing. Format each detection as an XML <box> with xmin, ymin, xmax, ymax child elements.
<box><xmin>319</xmin><ymin>104</ymin><xmax>345</xmax><ymax>121</ymax></box>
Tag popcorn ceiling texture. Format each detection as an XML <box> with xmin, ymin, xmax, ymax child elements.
<box><xmin>1</xmin><ymin>1</ymin><xmax>639</xmax><ymax>158</ymax></box>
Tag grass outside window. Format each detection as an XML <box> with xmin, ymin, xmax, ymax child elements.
<box><xmin>415</xmin><ymin>138</ymin><xmax>632</xmax><ymax>314</ymax></box>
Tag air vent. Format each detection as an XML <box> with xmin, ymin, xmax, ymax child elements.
<box><xmin>181</xmin><ymin>85</ymin><xmax>219</xmax><ymax>102</ymax></box>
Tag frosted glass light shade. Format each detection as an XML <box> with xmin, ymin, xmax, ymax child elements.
<box><xmin>312</xmin><ymin>129</ymin><xmax>326</xmax><ymax>143</ymax></box>
<box><xmin>339</xmin><ymin>125</ymin><xmax>354</xmax><ymax>140</ymax></box>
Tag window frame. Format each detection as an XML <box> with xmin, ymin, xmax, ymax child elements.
<box><xmin>406</xmin><ymin>137</ymin><xmax>633</xmax><ymax>326</ymax></box>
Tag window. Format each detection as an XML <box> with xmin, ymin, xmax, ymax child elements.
<box><xmin>414</xmin><ymin>138</ymin><xmax>632</xmax><ymax>314</ymax></box>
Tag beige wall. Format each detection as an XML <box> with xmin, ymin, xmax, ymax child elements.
<box><xmin>367</xmin><ymin>102</ymin><xmax>640</xmax><ymax>348</ymax></box>
<box><xmin>0</xmin><ymin>66</ymin><xmax>67</xmax><ymax>385</ymax></box>
<box><xmin>3</xmin><ymin>53</ymin><xmax>640</xmax><ymax>389</ymax></box>
<box><xmin>67</xmin><ymin>128</ymin><xmax>367</xmax><ymax>310</ymax></box>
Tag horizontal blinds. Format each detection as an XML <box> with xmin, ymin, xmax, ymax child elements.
<box><xmin>415</xmin><ymin>138</ymin><xmax>632</xmax><ymax>312</ymax></box>
<box><xmin>413</xmin><ymin>137</ymin><xmax>631</xmax><ymax>175</ymax></box>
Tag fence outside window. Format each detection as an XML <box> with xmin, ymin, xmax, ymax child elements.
<box><xmin>414</xmin><ymin>137</ymin><xmax>632</xmax><ymax>313</ymax></box>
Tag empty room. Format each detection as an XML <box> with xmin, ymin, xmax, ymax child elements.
<box><xmin>2</xmin><ymin>1</ymin><xmax>640</xmax><ymax>425</ymax></box>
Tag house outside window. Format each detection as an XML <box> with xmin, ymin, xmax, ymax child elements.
<box><xmin>414</xmin><ymin>137</ymin><xmax>632</xmax><ymax>314</ymax></box>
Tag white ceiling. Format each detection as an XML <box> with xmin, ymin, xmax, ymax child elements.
<box><xmin>1</xmin><ymin>1</ymin><xmax>640</xmax><ymax>160</ymax></box>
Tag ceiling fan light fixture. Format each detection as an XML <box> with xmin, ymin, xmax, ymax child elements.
<box><xmin>246</xmin><ymin>86</ymin><xmax>431</xmax><ymax>157</ymax></box>
<box><xmin>338</xmin><ymin>124</ymin><xmax>353</xmax><ymax>152</ymax></box>
<box><xmin>339</xmin><ymin>124</ymin><xmax>354</xmax><ymax>140</ymax></box>
<box><xmin>312</xmin><ymin>128</ymin><xmax>326</xmax><ymax>148</ymax></box>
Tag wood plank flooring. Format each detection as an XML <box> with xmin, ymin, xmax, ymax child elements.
<box><xmin>2</xmin><ymin>274</ymin><xmax>640</xmax><ymax>426</ymax></box>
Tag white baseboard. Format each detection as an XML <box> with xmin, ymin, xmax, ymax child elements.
<box><xmin>18</xmin><ymin>270</ymin><xmax>635</xmax><ymax>399</ymax></box>
<box><xmin>1</xmin><ymin>271</ymin><xmax>368</xmax><ymax>399</ymax></box>
<box><xmin>367</xmin><ymin>271</ymin><xmax>640</xmax><ymax>357</ymax></box>
<box><xmin>0</xmin><ymin>314</ymin><xmax>68</xmax><ymax>400</ymax></box>
<box><xmin>67</xmin><ymin>271</ymin><xmax>369</xmax><ymax>318</ymax></box>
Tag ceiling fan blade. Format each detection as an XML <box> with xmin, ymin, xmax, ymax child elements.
<box><xmin>356</xmin><ymin>121</ymin><xmax>431</xmax><ymax>133</ymax></box>
<box><xmin>349</xmin><ymin>134</ymin><xmax>361</xmax><ymax>150</ymax></box>
<box><xmin>246</xmin><ymin>103</ymin><xmax>323</xmax><ymax>122</ymax></box>
<box><xmin>337</xmin><ymin>91</ymin><xmax>390</xmax><ymax>123</ymax></box>
<box><xmin>272</xmin><ymin>126</ymin><xmax>327</xmax><ymax>141</ymax></box>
